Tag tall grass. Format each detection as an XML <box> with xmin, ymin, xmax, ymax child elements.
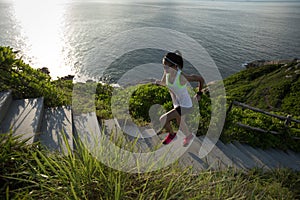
<box><xmin>1</xmin><ymin>133</ymin><xmax>299</xmax><ymax>199</ymax></box>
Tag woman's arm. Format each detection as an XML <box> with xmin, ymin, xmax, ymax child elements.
<box><xmin>183</xmin><ymin>73</ymin><xmax>205</xmax><ymax>100</ymax></box>
<box><xmin>155</xmin><ymin>71</ymin><xmax>167</xmax><ymax>86</ymax></box>
<box><xmin>183</xmin><ymin>73</ymin><xmax>204</xmax><ymax>92</ymax></box>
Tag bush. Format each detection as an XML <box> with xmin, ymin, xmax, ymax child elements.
<box><xmin>95</xmin><ymin>83</ymin><xmax>114</xmax><ymax>119</ymax></box>
<box><xmin>222</xmin><ymin>106</ymin><xmax>300</xmax><ymax>151</ymax></box>
<box><xmin>222</xmin><ymin>62</ymin><xmax>300</xmax><ymax>151</ymax></box>
<box><xmin>0</xmin><ymin>46</ymin><xmax>71</xmax><ymax>107</ymax></box>
<box><xmin>129</xmin><ymin>84</ymin><xmax>172</xmax><ymax>122</ymax></box>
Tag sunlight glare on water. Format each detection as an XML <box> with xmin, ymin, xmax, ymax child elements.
<box><xmin>12</xmin><ymin>0</ymin><xmax>73</xmax><ymax>79</ymax></box>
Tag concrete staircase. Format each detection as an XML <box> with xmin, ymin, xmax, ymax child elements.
<box><xmin>103</xmin><ymin>119</ymin><xmax>300</xmax><ymax>172</ymax></box>
<box><xmin>0</xmin><ymin>91</ymin><xmax>299</xmax><ymax>172</ymax></box>
<box><xmin>0</xmin><ymin>91</ymin><xmax>44</xmax><ymax>144</ymax></box>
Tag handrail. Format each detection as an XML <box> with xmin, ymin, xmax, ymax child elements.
<box><xmin>226</xmin><ymin>101</ymin><xmax>300</xmax><ymax>139</ymax></box>
<box><xmin>231</xmin><ymin>101</ymin><xmax>300</xmax><ymax>124</ymax></box>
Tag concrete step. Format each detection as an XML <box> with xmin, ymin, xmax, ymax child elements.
<box><xmin>175</xmin><ymin>137</ymin><xmax>208</xmax><ymax>172</ymax></box>
<box><xmin>150</xmin><ymin>134</ymin><xmax>209</xmax><ymax>172</ymax></box>
<box><xmin>0</xmin><ymin>98</ymin><xmax>44</xmax><ymax>144</ymax></box>
<box><xmin>193</xmin><ymin>136</ymin><xmax>231</xmax><ymax>170</ymax></box>
<box><xmin>104</xmin><ymin>119</ymin><xmax>151</xmax><ymax>152</ymax></box>
<box><xmin>118</xmin><ymin>122</ymin><xmax>150</xmax><ymax>152</ymax></box>
<box><xmin>263</xmin><ymin>149</ymin><xmax>290</xmax><ymax>169</ymax></box>
<box><xmin>232</xmin><ymin>141</ymin><xmax>272</xmax><ymax>170</ymax></box>
<box><xmin>200</xmin><ymin>137</ymin><xmax>246</xmax><ymax>170</ymax></box>
<box><xmin>253</xmin><ymin>148</ymin><xmax>281</xmax><ymax>169</ymax></box>
<box><xmin>141</xmin><ymin>128</ymin><xmax>162</xmax><ymax>151</ymax></box>
<box><xmin>38</xmin><ymin>106</ymin><xmax>73</xmax><ymax>154</ymax></box>
<box><xmin>104</xmin><ymin>118</ymin><xmax>119</xmax><ymax>136</ymax></box>
<box><xmin>103</xmin><ymin>120</ymin><xmax>203</xmax><ymax>172</ymax></box>
<box><xmin>211</xmin><ymin>139</ymin><xmax>244</xmax><ymax>170</ymax></box>
<box><xmin>266</xmin><ymin>149</ymin><xmax>300</xmax><ymax>171</ymax></box>
<box><xmin>103</xmin><ymin>119</ymin><xmax>136</xmax><ymax>151</ymax></box>
<box><xmin>103</xmin><ymin>122</ymin><xmax>209</xmax><ymax>172</ymax></box>
<box><xmin>0</xmin><ymin>91</ymin><xmax>12</xmax><ymax>122</ymax></box>
<box><xmin>277</xmin><ymin>150</ymin><xmax>300</xmax><ymax>171</ymax></box>
<box><xmin>73</xmin><ymin>112</ymin><xmax>102</xmax><ymax>151</ymax></box>
<box><xmin>226</xmin><ymin>142</ymin><xmax>257</xmax><ymax>169</ymax></box>
<box><xmin>179</xmin><ymin>152</ymin><xmax>207</xmax><ymax>173</ymax></box>
<box><xmin>286</xmin><ymin>150</ymin><xmax>300</xmax><ymax>167</ymax></box>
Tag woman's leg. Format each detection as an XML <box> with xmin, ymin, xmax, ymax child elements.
<box><xmin>159</xmin><ymin>109</ymin><xmax>181</xmax><ymax>144</ymax></box>
<box><xmin>160</xmin><ymin>108</ymin><xmax>194</xmax><ymax>145</ymax></box>
<box><xmin>159</xmin><ymin>108</ymin><xmax>181</xmax><ymax>134</ymax></box>
<box><xmin>179</xmin><ymin>115</ymin><xmax>194</xmax><ymax>146</ymax></box>
<box><xmin>178</xmin><ymin>115</ymin><xmax>192</xmax><ymax>136</ymax></box>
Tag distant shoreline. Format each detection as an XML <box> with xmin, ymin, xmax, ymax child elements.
<box><xmin>242</xmin><ymin>58</ymin><xmax>299</xmax><ymax>68</ymax></box>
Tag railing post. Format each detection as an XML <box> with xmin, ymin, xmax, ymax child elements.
<box><xmin>221</xmin><ymin>101</ymin><xmax>234</xmax><ymax>135</ymax></box>
<box><xmin>226</xmin><ymin>101</ymin><xmax>234</xmax><ymax>117</ymax></box>
<box><xmin>284</xmin><ymin>115</ymin><xmax>292</xmax><ymax>138</ymax></box>
<box><xmin>284</xmin><ymin>115</ymin><xmax>292</xmax><ymax>127</ymax></box>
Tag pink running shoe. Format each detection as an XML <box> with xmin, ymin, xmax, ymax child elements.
<box><xmin>183</xmin><ymin>134</ymin><xmax>194</xmax><ymax>147</ymax></box>
<box><xmin>162</xmin><ymin>133</ymin><xmax>177</xmax><ymax>145</ymax></box>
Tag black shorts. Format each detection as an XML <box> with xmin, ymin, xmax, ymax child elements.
<box><xmin>175</xmin><ymin>106</ymin><xmax>192</xmax><ymax>116</ymax></box>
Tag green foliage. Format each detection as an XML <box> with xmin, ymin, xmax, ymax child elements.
<box><xmin>95</xmin><ymin>83</ymin><xmax>113</xmax><ymax>119</ymax></box>
<box><xmin>282</xmin><ymin>78</ymin><xmax>300</xmax><ymax>114</ymax></box>
<box><xmin>224</xmin><ymin>63</ymin><xmax>300</xmax><ymax>115</ymax></box>
<box><xmin>0</xmin><ymin>46</ymin><xmax>72</xmax><ymax>107</ymax></box>
<box><xmin>194</xmin><ymin>94</ymin><xmax>211</xmax><ymax>135</ymax></box>
<box><xmin>2</xmin><ymin>45</ymin><xmax>299</xmax><ymax>152</ymax></box>
<box><xmin>222</xmin><ymin>107</ymin><xmax>300</xmax><ymax>151</ymax></box>
<box><xmin>129</xmin><ymin>84</ymin><xmax>171</xmax><ymax>122</ymax></box>
<box><xmin>223</xmin><ymin>62</ymin><xmax>300</xmax><ymax>151</ymax></box>
<box><xmin>1</xmin><ymin>134</ymin><xmax>299</xmax><ymax>199</ymax></box>
<box><xmin>108</xmin><ymin>83</ymin><xmax>212</xmax><ymax>136</ymax></box>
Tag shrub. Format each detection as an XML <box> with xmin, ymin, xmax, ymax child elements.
<box><xmin>129</xmin><ymin>84</ymin><xmax>172</xmax><ymax>122</ymax></box>
<box><xmin>0</xmin><ymin>46</ymin><xmax>71</xmax><ymax>107</ymax></box>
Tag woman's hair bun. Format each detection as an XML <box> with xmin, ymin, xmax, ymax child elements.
<box><xmin>174</xmin><ymin>50</ymin><xmax>182</xmax><ymax>57</ymax></box>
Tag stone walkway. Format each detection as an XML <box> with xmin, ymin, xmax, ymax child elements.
<box><xmin>1</xmin><ymin>91</ymin><xmax>299</xmax><ymax>172</ymax></box>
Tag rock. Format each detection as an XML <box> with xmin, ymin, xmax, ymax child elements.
<box><xmin>38</xmin><ymin>67</ymin><xmax>50</xmax><ymax>75</ymax></box>
<box><xmin>285</xmin><ymin>67</ymin><xmax>293</xmax><ymax>72</ymax></box>
<box><xmin>60</xmin><ymin>75</ymin><xmax>75</xmax><ymax>81</ymax></box>
<box><xmin>244</xmin><ymin>58</ymin><xmax>298</xmax><ymax>69</ymax></box>
<box><xmin>244</xmin><ymin>60</ymin><xmax>267</xmax><ymax>68</ymax></box>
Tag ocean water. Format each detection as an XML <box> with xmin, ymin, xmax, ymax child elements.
<box><xmin>0</xmin><ymin>0</ymin><xmax>300</xmax><ymax>83</ymax></box>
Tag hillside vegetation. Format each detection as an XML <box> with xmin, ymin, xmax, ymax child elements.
<box><xmin>0</xmin><ymin>46</ymin><xmax>72</xmax><ymax>107</ymax></box>
<box><xmin>224</xmin><ymin>62</ymin><xmax>300</xmax><ymax>115</ymax></box>
<box><xmin>1</xmin><ymin>46</ymin><xmax>299</xmax><ymax>151</ymax></box>
<box><xmin>222</xmin><ymin>62</ymin><xmax>300</xmax><ymax>151</ymax></box>
<box><xmin>1</xmin><ymin>46</ymin><xmax>300</xmax><ymax>199</ymax></box>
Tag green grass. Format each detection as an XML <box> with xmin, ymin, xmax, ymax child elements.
<box><xmin>224</xmin><ymin>63</ymin><xmax>300</xmax><ymax>115</ymax></box>
<box><xmin>1</xmin><ymin>133</ymin><xmax>300</xmax><ymax>199</ymax></box>
<box><xmin>2</xmin><ymin>45</ymin><xmax>300</xmax><ymax>152</ymax></box>
<box><xmin>222</xmin><ymin>62</ymin><xmax>300</xmax><ymax>151</ymax></box>
<box><xmin>1</xmin><ymin>46</ymin><xmax>300</xmax><ymax>199</ymax></box>
<box><xmin>221</xmin><ymin>106</ymin><xmax>300</xmax><ymax>152</ymax></box>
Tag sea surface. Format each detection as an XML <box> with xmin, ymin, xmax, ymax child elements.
<box><xmin>0</xmin><ymin>0</ymin><xmax>300</xmax><ymax>84</ymax></box>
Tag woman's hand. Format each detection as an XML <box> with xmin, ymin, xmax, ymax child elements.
<box><xmin>194</xmin><ymin>93</ymin><xmax>202</xmax><ymax>101</ymax></box>
<box><xmin>194</xmin><ymin>90</ymin><xmax>203</xmax><ymax>101</ymax></box>
<box><xmin>154</xmin><ymin>80</ymin><xmax>161</xmax><ymax>85</ymax></box>
<box><xmin>155</xmin><ymin>80</ymin><xmax>165</xmax><ymax>86</ymax></box>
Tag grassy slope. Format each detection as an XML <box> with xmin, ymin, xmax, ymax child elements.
<box><xmin>1</xmin><ymin>46</ymin><xmax>300</xmax><ymax>199</ymax></box>
<box><xmin>1</xmin><ymin>134</ymin><xmax>299</xmax><ymax>199</ymax></box>
<box><xmin>221</xmin><ymin>62</ymin><xmax>300</xmax><ymax>151</ymax></box>
<box><xmin>224</xmin><ymin>62</ymin><xmax>300</xmax><ymax>116</ymax></box>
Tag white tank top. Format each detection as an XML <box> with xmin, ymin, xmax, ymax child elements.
<box><xmin>166</xmin><ymin>69</ymin><xmax>193</xmax><ymax>108</ymax></box>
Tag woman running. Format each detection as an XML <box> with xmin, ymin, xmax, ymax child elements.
<box><xmin>156</xmin><ymin>50</ymin><xmax>204</xmax><ymax>146</ymax></box>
